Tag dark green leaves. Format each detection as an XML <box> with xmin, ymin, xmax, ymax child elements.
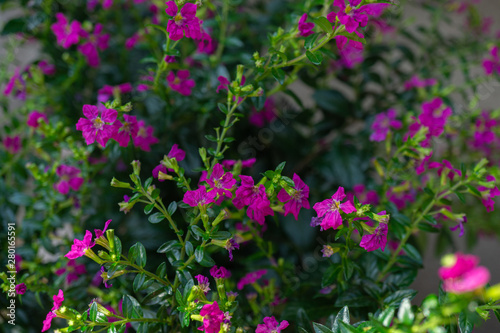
<box><xmin>148</xmin><ymin>212</ymin><xmax>165</xmax><ymax>224</ymax></box>
<box><xmin>271</xmin><ymin>68</ymin><xmax>286</xmax><ymax>85</ymax></box>
<box><xmin>157</xmin><ymin>240</ymin><xmax>182</xmax><ymax>254</ymax></box>
<box><xmin>383</xmin><ymin>289</ymin><xmax>417</xmax><ymax>307</ymax></box>
<box><xmin>130</xmin><ymin>243</ymin><xmax>147</xmax><ymax>268</ymax></box>
<box><xmin>306</xmin><ymin>51</ymin><xmax>323</xmax><ymax>65</ymax></box>
<box><xmin>122</xmin><ymin>295</ymin><xmax>143</xmax><ymax>318</ymax></box>
<box><xmin>458</xmin><ymin>312</ymin><xmax>474</xmax><ymax>333</ymax></box>
<box><xmin>313</xmin><ymin>17</ymin><xmax>333</xmax><ymax>34</ymax></box>
<box><xmin>1</xmin><ymin>18</ymin><xmax>27</xmax><ymax>35</ymax></box>
<box><xmin>332</xmin><ymin>306</ymin><xmax>350</xmax><ymax>333</ymax></box>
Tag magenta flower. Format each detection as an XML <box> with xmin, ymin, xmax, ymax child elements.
<box><xmin>153</xmin><ymin>164</ymin><xmax>168</xmax><ymax>182</ymax></box>
<box><xmin>404</xmin><ymin>75</ymin><xmax>437</xmax><ymax>90</ymax></box>
<box><xmin>386</xmin><ymin>185</ymin><xmax>416</xmax><ymax>210</ymax></box>
<box><xmin>370</xmin><ymin>108</ymin><xmax>402</xmax><ymax>142</ymax></box>
<box><xmin>237</xmin><ymin>269</ymin><xmax>267</xmax><ymax>290</ymax></box>
<box><xmin>133</xmin><ymin>120</ymin><xmax>159</xmax><ymax>151</ymax></box>
<box><xmin>112</xmin><ymin>115</ymin><xmax>139</xmax><ymax>147</ymax></box>
<box><xmin>98</xmin><ymin>83</ymin><xmax>133</xmax><ymax>102</ymax></box>
<box><xmin>195</xmin><ymin>275</ymin><xmax>211</xmax><ymax>294</ymax></box>
<box><xmin>321</xmin><ymin>245</ymin><xmax>335</xmax><ymax>258</ymax></box>
<box><xmin>478</xmin><ymin>175</ymin><xmax>500</xmax><ymax>212</ymax></box>
<box><xmin>167</xmin><ymin>70</ymin><xmax>195</xmax><ymax>96</ymax></box>
<box><xmin>196</xmin><ymin>29</ymin><xmax>216</xmax><ymax>55</ymax></box>
<box><xmin>221</xmin><ymin>158</ymin><xmax>256</xmax><ymax>169</ymax></box>
<box><xmin>428</xmin><ymin>159</ymin><xmax>462</xmax><ymax>181</ymax></box>
<box><xmin>51</xmin><ymin>13</ymin><xmax>82</xmax><ymax>49</ymax></box>
<box><xmin>416</xmin><ymin>153</ymin><xmax>432</xmax><ymax>175</ymax></box>
<box><xmin>165</xmin><ymin>1</ymin><xmax>202</xmax><ymax>41</ymax></box>
<box><xmin>298</xmin><ymin>13</ymin><xmax>315</xmax><ymax>37</ymax></box>
<box><xmin>225</xmin><ymin>238</ymin><xmax>240</xmax><ymax>261</ymax></box>
<box><xmin>27</xmin><ymin>111</ymin><xmax>48</xmax><ymax>128</ymax></box>
<box><xmin>438</xmin><ymin>253</ymin><xmax>490</xmax><ymax>294</ymax></box>
<box><xmin>42</xmin><ymin>289</ymin><xmax>64</xmax><ymax>332</ymax></box>
<box><xmin>449</xmin><ymin>215</ymin><xmax>467</xmax><ymax>238</ymax></box>
<box><xmin>233</xmin><ymin>176</ymin><xmax>274</xmax><ymax>224</ymax></box>
<box><xmin>125</xmin><ymin>33</ymin><xmax>141</xmax><ymax>49</ymax></box>
<box><xmin>54</xmin><ymin>165</ymin><xmax>84</xmax><ymax>195</ymax></box>
<box><xmin>78</xmin><ymin>24</ymin><xmax>110</xmax><ymax>67</ymax></box>
<box><xmin>249</xmin><ymin>99</ymin><xmax>277</xmax><ymax>127</ymax></box>
<box><xmin>39</xmin><ymin>60</ymin><xmax>56</xmax><ymax>75</ymax></box>
<box><xmin>183</xmin><ymin>187</ymin><xmax>217</xmax><ymax>207</ymax></box>
<box><xmin>3</xmin><ymin>67</ymin><xmax>26</xmax><ymax>100</ymax></box>
<box><xmin>3</xmin><ymin>135</ymin><xmax>21</xmax><ymax>154</ymax></box>
<box><xmin>94</xmin><ymin>219</ymin><xmax>112</xmax><ymax>239</ymax></box>
<box><xmin>65</xmin><ymin>230</ymin><xmax>95</xmax><ymax>259</ymax></box>
<box><xmin>216</xmin><ymin>76</ymin><xmax>230</xmax><ymax>93</ymax></box>
<box><xmin>15</xmin><ymin>283</ymin><xmax>26</xmax><ymax>295</ymax></box>
<box><xmin>76</xmin><ymin>105</ymin><xmax>117</xmax><ymax>147</ymax></box>
<box><xmin>483</xmin><ymin>46</ymin><xmax>500</xmax><ymax>75</ymax></box>
<box><xmin>199</xmin><ymin>302</ymin><xmax>224</xmax><ymax>333</ymax></box>
<box><xmin>168</xmin><ymin>143</ymin><xmax>186</xmax><ymax>161</ymax></box>
<box><xmin>210</xmin><ymin>265</ymin><xmax>231</xmax><ymax>279</ymax></box>
<box><xmin>328</xmin><ymin>0</ymin><xmax>390</xmax><ymax>33</ymax></box>
<box><xmin>337</xmin><ymin>39</ymin><xmax>364</xmax><ymax>68</ymax></box>
<box><xmin>256</xmin><ymin>316</ymin><xmax>289</xmax><ymax>333</ymax></box>
<box><xmin>313</xmin><ymin>187</ymin><xmax>356</xmax><ymax>231</ymax></box>
<box><xmin>469</xmin><ymin>112</ymin><xmax>497</xmax><ymax>155</ymax></box>
<box><xmin>207</xmin><ymin>163</ymin><xmax>236</xmax><ymax>199</ymax></box>
<box><xmin>277</xmin><ymin>174</ymin><xmax>310</xmax><ymax>220</ymax></box>
<box><xmin>55</xmin><ymin>259</ymin><xmax>87</xmax><ymax>284</ymax></box>
<box><xmin>360</xmin><ymin>220</ymin><xmax>388</xmax><ymax>252</ymax></box>
<box><xmin>349</xmin><ymin>184</ymin><xmax>379</xmax><ymax>205</ymax></box>
<box><xmin>418</xmin><ymin>98</ymin><xmax>452</xmax><ymax>138</ymax></box>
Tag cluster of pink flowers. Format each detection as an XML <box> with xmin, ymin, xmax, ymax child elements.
<box><xmin>249</xmin><ymin>99</ymin><xmax>277</xmax><ymax>128</ymax></box>
<box><xmin>51</xmin><ymin>13</ymin><xmax>110</xmax><ymax>67</ymax></box>
<box><xmin>55</xmin><ymin>259</ymin><xmax>86</xmax><ymax>284</ymax></box>
<box><xmin>210</xmin><ymin>265</ymin><xmax>231</xmax><ymax>279</ymax></box>
<box><xmin>76</xmin><ymin>104</ymin><xmax>158</xmax><ymax>150</ymax></box>
<box><xmin>42</xmin><ymin>289</ymin><xmax>64</xmax><ymax>332</ymax></box>
<box><xmin>359</xmin><ymin>212</ymin><xmax>389</xmax><ymax>252</ymax></box>
<box><xmin>404</xmin><ymin>75</ymin><xmax>437</xmax><ymax>90</ymax></box>
<box><xmin>277</xmin><ymin>174</ymin><xmax>310</xmax><ymax>220</ymax></box>
<box><xmin>27</xmin><ymin>111</ymin><xmax>48</xmax><ymax>128</ymax></box>
<box><xmin>199</xmin><ymin>302</ymin><xmax>224</xmax><ymax>333</ymax></box>
<box><xmin>233</xmin><ymin>176</ymin><xmax>274</xmax><ymax>225</ymax></box>
<box><xmin>369</xmin><ymin>108</ymin><xmax>402</xmax><ymax>142</ymax></box>
<box><xmin>167</xmin><ymin>70</ymin><xmax>196</xmax><ymax>96</ymax></box>
<box><xmin>298</xmin><ymin>14</ymin><xmax>315</xmax><ymax>37</ymax></box>
<box><xmin>3</xmin><ymin>67</ymin><xmax>26</xmax><ymax>100</ymax></box>
<box><xmin>65</xmin><ymin>219</ymin><xmax>111</xmax><ymax>259</ymax></box>
<box><xmin>312</xmin><ymin>187</ymin><xmax>356</xmax><ymax>230</ymax></box>
<box><xmin>256</xmin><ymin>316</ymin><xmax>289</xmax><ymax>333</ymax></box>
<box><xmin>438</xmin><ymin>253</ymin><xmax>490</xmax><ymax>294</ymax></box>
<box><xmin>2</xmin><ymin>135</ymin><xmax>21</xmax><ymax>154</ymax></box>
<box><xmin>406</xmin><ymin>97</ymin><xmax>452</xmax><ymax>147</ymax></box>
<box><xmin>469</xmin><ymin>111</ymin><xmax>498</xmax><ymax>157</ymax></box>
<box><xmin>477</xmin><ymin>175</ymin><xmax>500</xmax><ymax>212</ymax></box>
<box><xmin>482</xmin><ymin>46</ymin><xmax>500</xmax><ymax>75</ymax></box>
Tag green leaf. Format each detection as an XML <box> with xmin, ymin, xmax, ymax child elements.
<box><xmin>338</xmin><ymin>322</ymin><xmax>358</xmax><ymax>333</ymax></box>
<box><xmin>205</xmin><ymin>135</ymin><xmax>218</xmax><ymax>142</ymax></box>
<box><xmin>275</xmin><ymin>162</ymin><xmax>286</xmax><ymax>174</ymax></box>
<box><xmin>304</xmin><ymin>33</ymin><xmax>320</xmax><ymax>50</ymax></box>
<box><xmin>133</xmin><ymin>273</ymin><xmax>146</xmax><ymax>292</ymax></box>
<box><xmin>218</xmin><ymin>103</ymin><xmax>228</xmax><ymax>114</ymax></box>
<box><xmin>271</xmin><ymin>68</ymin><xmax>285</xmax><ymax>85</ymax></box>
<box><xmin>402</xmin><ymin>244</ymin><xmax>422</xmax><ymax>265</ymax></box>
<box><xmin>107</xmin><ymin>324</ymin><xmax>118</xmax><ymax>333</ymax></box>
<box><xmin>337</xmin><ymin>31</ymin><xmax>366</xmax><ymax>44</ymax></box>
<box><xmin>144</xmin><ymin>203</ymin><xmax>154</xmax><ymax>215</ymax></box>
<box><xmin>313</xmin><ymin>322</ymin><xmax>332</xmax><ymax>333</ymax></box>
<box><xmin>89</xmin><ymin>302</ymin><xmax>98</xmax><ymax>321</ymax></box>
<box><xmin>377</xmin><ymin>307</ymin><xmax>395</xmax><ymax>327</ymax></box>
<box><xmin>322</xmin><ymin>265</ymin><xmax>340</xmax><ymax>287</ymax></box>
<box><xmin>397</xmin><ymin>298</ymin><xmax>414</xmax><ymax>325</ymax></box>
<box><xmin>1</xmin><ymin>18</ymin><xmax>27</xmax><ymax>35</ymax></box>
<box><xmin>314</xmin><ymin>17</ymin><xmax>333</xmax><ymax>34</ymax></box>
<box><xmin>122</xmin><ymin>295</ymin><xmax>143</xmax><ymax>318</ymax></box>
<box><xmin>191</xmin><ymin>225</ymin><xmax>206</xmax><ymax>240</ymax></box>
<box><xmin>131</xmin><ymin>243</ymin><xmax>147</xmax><ymax>268</ymax></box>
<box><xmin>148</xmin><ymin>212</ymin><xmax>165</xmax><ymax>224</ymax></box>
<box><xmin>211</xmin><ymin>231</ymin><xmax>232</xmax><ymax>240</ymax></box>
<box><xmin>306</xmin><ymin>50</ymin><xmax>323</xmax><ymax>65</ymax></box>
<box><xmin>157</xmin><ymin>240</ymin><xmax>182</xmax><ymax>253</ymax></box>
<box><xmin>383</xmin><ymin>289</ymin><xmax>417</xmax><ymax>307</ymax></box>
<box><xmin>458</xmin><ymin>312</ymin><xmax>473</xmax><ymax>333</ymax></box>
<box><xmin>185</xmin><ymin>241</ymin><xmax>194</xmax><ymax>256</ymax></box>
<box><xmin>168</xmin><ymin>201</ymin><xmax>178</xmax><ymax>215</ymax></box>
<box><xmin>195</xmin><ymin>246</ymin><xmax>204</xmax><ymax>263</ymax></box>
<box><xmin>332</xmin><ymin>306</ymin><xmax>350</xmax><ymax>333</ymax></box>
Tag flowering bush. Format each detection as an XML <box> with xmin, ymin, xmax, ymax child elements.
<box><xmin>1</xmin><ymin>0</ymin><xmax>500</xmax><ymax>332</ymax></box>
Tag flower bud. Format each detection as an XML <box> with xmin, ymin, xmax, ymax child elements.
<box><xmin>110</xmin><ymin>177</ymin><xmax>132</xmax><ymax>189</ymax></box>
<box><xmin>131</xmin><ymin>160</ymin><xmax>141</xmax><ymax>176</ymax></box>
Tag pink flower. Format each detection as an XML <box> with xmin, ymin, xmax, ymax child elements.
<box><xmin>329</xmin><ymin>0</ymin><xmax>391</xmax><ymax>34</ymax></box>
<box><xmin>195</xmin><ymin>275</ymin><xmax>211</xmax><ymax>294</ymax></box>
<box><xmin>370</xmin><ymin>108</ymin><xmax>402</xmax><ymax>142</ymax></box>
<box><xmin>360</xmin><ymin>214</ymin><xmax>388</xmax><ymax>252</ymax></box>
<box><xmin>55</xmin><ymin>259</ymin><xmax>87</xmax><ymax>284</ymax></box>
<box><xmin>42</xmin><ymin>289</ymin><xmax>64</xmax><ymax>332</ymax></box>
<box><xmin>183</xmin><ymin>187</ymin><xmax>217</xmax><ymax>207</ymax></box>
<box><xmin>3</xmin><ymin>135</ymin><xmax>21</xmax><ymax>154</ymax></box>
<box><xmin>225</xmin><ymin>238</ymin><xmax>240</xmax><ymax>261</ymax></box>
<box><xmin>38</xmin><ymin>60</ymin><xmax>56</xmax><ymax>75</ymax></box>
<box><xmin>349</xmin><ymin>184</ymin><xmax>379</xmax><ymax>205</ymax></box>
<box><xmin>233</xmin><ymin>176</ymin><xmax>274</xmax><ymax>225</ymax></box>
<box><xmin>256</xmin><ymin>316</ymin><xmax>289</xmax><ymax>333</ymax></box>
<box><xmin>168</xmin><ymin>143</ymin><xmax>186</xmax><ymax>161</ymax></box>
<box><xmin>249</xmin><ymin>99</ymin><xmax>277</xmax><ymax>127</ymax></box>
<box><xmin>27</xmin><ymin>111</ymin><xmax>48</xmax><ymax>128</ymax></box>
<box><xmin>133</xmin><ymin>120</ymin><xmax>159</xmax><ymax>151</ymax></box>
<box><xmin>207</xmin><ymin>163</ymin><xmax>236</xmax><ymax>200</ymax></box>
<box><xmin>216</xmin><ymin>76</ymin><xmax>230</xmax><ymax>93</ymax></box>
<box><xmin>15</xmin><ymin>283</ymin><xmax>26</xmax><ymax>295</ymax></box>
<box><xmin>76</xmin><ymin>105</ymin><xmax>117</xmax><ymax>147</ymax></box>
<box><xmin>322</xmin><ymin>245</ymin><xmax>335</xmax><ymax>258</ymax></box>
<box><xmin>98</xmin><ymin>83</ymin><xmax>133</xmax><ymax>101</ymax></box>
<box><xmin>277</xmin><ymin>174</ymin><xmax>310</xmax><ymax>220</ymax></box>
<box><xmin>167</xmin><ymin>70</ymin><xmax>195</xmax><ymax>96</ymax></box>
<box><xmin>483</xmin><ymin>46</ymin><xmax>500</xmax><ymax>75</ymax></box>
<box><xmin>125</xmin><ymin>33</ymin><xmax>141</xmax><ymax>49</ymax></box>
<box><xmin>165</xmin><ymin>1</ymin><xmax>202</xmax><ymax>40</ymax></box>
<box><xmin>94</xmin><ymin>219</ymin><xmax>112</xmax><ymax>239</ymax></box>
<box><xmin>153</xmin><ymin>164</ymin><xmax>168</xmax><ymax>182</ymax></box>
<box><xmin>51</xmin><ymin>13</ymin><xmax>82</xmax><ymax>49</ymax></box>
<box><xmin>418</xmin><ymin>98</ymin><xmax>452</xmax><ymax>138</ymax></box>
<box><xmin>65</xmin><ymin>230</ymin><xmax>95</xmax><ymax>259</ymax></box>
<box><xmin>428</xmin><ymin>159</ymin><xmax>462</xmax><ymax>181</ymax></box>
<box><xmin>438</xmin><ymin>253</ymin><xmax>490</xmax><ymax>294</ymax></box>
<box><xmin>313</xmin><ymin>187</ymin><xmax>356</xmax><ymax>230</ymax></box>
<box><xmin>210</xmin><ymin>265</ymin><xmax>231</xmax><ymax>279</ymax></box>
<box><xmin>221</xmin><ymin>158</ymin><xmax>256</xmax><ymax>169</ymax></box>
<box><xmin>199</xmin><ymin>302</ymin><xmax>224</xmax><ymax>333</ymax></box>
<box><xmin>336</xmin><ymin>38</ymin><xmax>364</xmax><ymax>68</ymax></box>
<box><xmin>298</xmin><ymin>13</ymin><xmax>315</xmax><ymax>37</ymax></box>
<box><xmin>112</xmin><ymin>115</ymin><xmax>139</xmax><ymax>147</ymax></box>
<box><xmin>78</xmin><ymin>24</ymin><xmax>110</xmax><ymax>67</ymax></box>
<box><xmin>237</xmin><ymin>269</ymin><xmax>267</xmax><ymax>290</ymax></box>
<box><xmin>3</xmin><ymin>67</ymin><xmax>26</xmax><ymax>100</ymax></box>
<box><xmin>54</xmin><ymin>165</ymin><xmax>84</xmax><ymax>195</ymax></box>
<box><xmin>404</xmin><ymin>75</ymin><xmax>437</xmax><ymax>90</ymax></box>
<box><xmin>478</xmin><ymin>175</ymin><xmax>500</xmax><ymax>212</ymax></box>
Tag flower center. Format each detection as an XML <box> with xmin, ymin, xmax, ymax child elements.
<box><xmin>174</xmin><ymin>77</ymin><xmax>181</xmax><ymax>85</ymax></box>
<box><xmin>330</xmin><ymin>200</ymin><xmax>340</xmax><ymax>211</ymax></box>
<box><xmin>345</xmin><ymin>4</ymin><xmax>353</xmax><ymax>14</ymax></box>
<box><xmin>137</xmin><ymin>127</ymin><xmax>146</xmax><ymax>137</ymax></box>
<box><xmin>174</xmin><ymin>13</ymin><xmax>184</xmax><ymax>25</ymax></box>
<box><xmin>122</xmin><ymin>121</ymin><xmax>130</xmax><ymax>133</ymax></box>
<box><xmin>92</xmin><ymin>117</ymin><xmax>104</xmax><ymax>130</ymax></box>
